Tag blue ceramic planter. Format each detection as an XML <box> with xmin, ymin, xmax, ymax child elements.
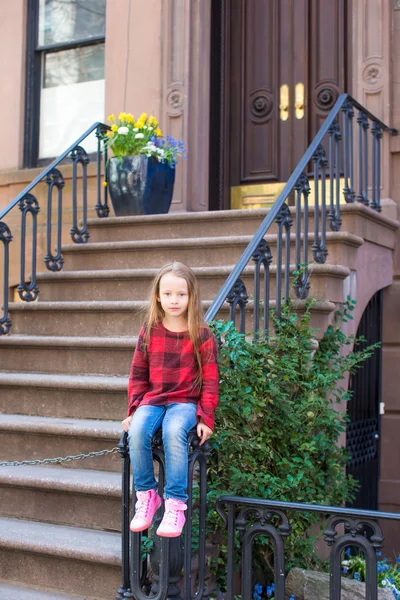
<box><xmin>107</xmin><ymin>155</ymin><xmax>176</xmax><ymax>216</ymax></box>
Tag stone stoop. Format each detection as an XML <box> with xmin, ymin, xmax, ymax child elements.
<box><xmin>0</xmin><ymin>582</ymin><xmax>95</xmax><ymax>600</ymax></box>
<box><xmin>0</xmin><ymin>205</ymin><xmax>397</xmax><ymax>598</ymax></box>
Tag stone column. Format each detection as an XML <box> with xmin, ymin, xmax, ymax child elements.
<box><xmin>351</xmin><ymin>0</ymin><xmax>392</xmax><ymax>201</ymax></box>
<box><xmin>160</xmin><ymin>0</ymin><xmax>211</xmax><ymax>212</ymax></box>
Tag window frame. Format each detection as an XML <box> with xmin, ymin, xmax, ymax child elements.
<box><xmin>23</xmin><ymin>0</ymin><xmax>106</xmax><ymax>168</ymax></box>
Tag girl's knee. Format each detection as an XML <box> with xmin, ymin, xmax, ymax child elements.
<box><xmin>128</xmin><ymin>418</ymin><xmax>154</xmax><ymax>449</ymax></box>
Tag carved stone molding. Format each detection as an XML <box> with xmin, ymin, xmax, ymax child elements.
<box><xmin>363</xmin><ymin>63</ymin><xmax>382</xmax><ymax>86</ymax></box>
<box><xmin>161</xmin><ymin>0</ymin><xmax>211</xmax><ymax>211</ymax></box>
<box><xmin>167</xmin><ymin>87</ymin><xmax>184</xmax><ymax>113</ymax></box>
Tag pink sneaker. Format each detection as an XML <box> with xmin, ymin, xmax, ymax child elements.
<box><xmin>156</xmin><ymin>499</ymin><xmax>187</xmax><ymax>538</ymax></box>
<box><xmin>130</xmin><ymin>489</ymin><xmax>162</xmax><ymax>532</ymax></box>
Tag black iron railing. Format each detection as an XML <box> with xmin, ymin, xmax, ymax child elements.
<box><xmin>0</xmin><ymin>121</ymin><xmax>110</xmax><ymax>335</ymax></box>
<box><xmin>204</xmin><ymin>94</ymin><xmax>397</xmax><ymax>334</ymax></box>
<box><xmin>117</xmin><ymin>429</ymin><xmax>209</xmax><ymax>600</ymax></box>
<box><xmin>216</xmin><ymin>496</ymin><xmax>400</xmax><ymax>600</ymax></box>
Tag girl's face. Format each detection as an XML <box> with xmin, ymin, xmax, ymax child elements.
<box><xmin>158</xmin><ymin>273</ymin><xmax>189</xmax><ymax>320</ymax></box>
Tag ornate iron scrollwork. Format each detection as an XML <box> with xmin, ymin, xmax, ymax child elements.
<box><xmin>275</xmin><ymin>202</ymin><xmax>293</xmax><ymax>229</ymax></box>
<box><xmin>293</xmin><ymin>173</ymin><xmax>311</xmax><ymax>299</ymax></box>
<box><xmin>227</xmin><ymin>278</ymin><xmax>249</xmax><ymax>334</ymax></box>
<box><xmin>312</xmin><ymin>143</ymin><xmax>328</xmax><ymax>167</ymax></box>
<box><xmin>44</xmin><ymin>168</ymin><xmax>65</xmax><ymax>272</ymax></box>
<box><xmin>70</xmin><ymin>145</ymin><xmax>90</xmax><ymax>243</ymax></box>
<box><xmin>342</xmin><ymin>100</ymin><xmax>356</xmax><ymax>204</ymax></box>
<box><xmin>311</xmin><ymin>145</ymin><xmax>329</xmax><ymax>265</ymax></box>
<box><xmin>356</xmin><ymin>111</ymin><xmax>370</xmax><ymax>206</ymax></box>
<box><xmin>0</xmin><ymin>222</ymin><xmax>13</xmax><ymax>335</ymax></box>
<box><xmin>370</xmin><ymin>121</ymin><xmax>383</xmax><ymax>212</ymax></box>
<box><xmin>95</xmin><ymin>125</ymin><xmax>110</xmax><ymax>218</ymax></box>
<box><xmin>18</xmin><ymin>194</ymin><xmax>40</xmax><ymax>302</ymax></box>
<box><xmin>327</xmin><ymin>120</ymin><xmax>343</xmax><ymax>232</ymax></box>
<box><xmin>328</xmin><ymin>119</ymin><xmax>342</xmax><ymax>141</ymax></box>
<box><xmin>252</xmin><ymin>239</ymin><xmax>273</xmax><ymax>335</ymax></box>
<box><xmin>294</xmin><ymin>172</ymin><xmax>311</xmax><ymax>196</ymax></box>
<box><xmin>252</xmin><ymin>238</ymin><xmax>272</xmax><ymax>266</ymax></box>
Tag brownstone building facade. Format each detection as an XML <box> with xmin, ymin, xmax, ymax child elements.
<box><xmin>0</xmin><ymin>0</ymin><xmax>399</xmax><ymax>559</ymax></box>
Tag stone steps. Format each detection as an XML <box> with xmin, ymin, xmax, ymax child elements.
<box><xmin>0</xmin><ymin>335</ymin><xmax>135</xmax><ymax>376</ymax></box>
<box><xmin>60</xmin><ymin>232</ymin><xmax>364</xmax><ymax>271</ymax></box>
<box><xmin>0</xmin><ymin>517</ymin><xmax>121</xmax><ymax>599</ymax></box>
<box><xmin>1</xmin><ymin>202</ymin><xmax>395</xmax><ymax>597</ymax></box>
<box><xmin>0</xmin><ymin>582</ymin><xmax>94</xmax><ymax>600</ymax></box>
<box><xmin>0</xmin><ymin>415</ymin><xmax>122</xmax><ymax>472</ymax></box>
<box><xmin>85</xmin><ymin>203</ymin><xmax>397</xmax><ymax>244</ymax></box>
<box><xmin>0</xmin><ymin>372</ymin><xmax>127</xmax><ymax>420</ymax></box>
<box><xmin>0</xmin><ymin>465</ymin><xmax>122</xmax><ymax>530</ymax></box>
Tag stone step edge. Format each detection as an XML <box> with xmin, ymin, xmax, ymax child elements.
<box><xmin>0</xmin><ymin>581</ymin><xmax>95</xmax><ymax>600</ymax></box>
<box><xmin>87</xmin><ymin>206</ymin><xmax>269</xmax><ymax>226</ymax></box>
<box><xmin>85</xmin><ymin>203</ymin><xmax>399</xmax><ymax>230</ymax></box>
<box><xmin>0</xmin><ymin>414</ymin><xmax>122</xmax><ymax>438</ymax></box>
<box><xmin>35</xmin><ymin>262</ymin><xmax>350</xmax><ymax>283</ymax></box>
<box><xmin>61</xmin><ymin>231</ymin><xmax>364</xmax><ymax>252</ymax></box>
<box><xmin>0</xmin><ymin>335</ymin><xmax>137</xmax><ymax>347</ymax></box>
<box><xmin>0</xmin><ymin>464</ymin><xmax>122</xmax><ymax>497</ymax></box>
<box><xmin>0</xmin><ymin>517</ymin><xmax>120</xmax><ymax>566</ymax></box>
<box><xmin>0</xmin><ymin>372</ymin><xmax>127</xmax><ymax>391</ymax></box>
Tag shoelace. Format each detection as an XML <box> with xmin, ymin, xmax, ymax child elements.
<box><xmin>163</xmin><ymin>509</ymin><xmax>180</xmax><ymax>525</ymax></box>
<box><xmin>135</xmin><ymin>496</ymin><xmax>150</xmax><ymax>517</ymax></box>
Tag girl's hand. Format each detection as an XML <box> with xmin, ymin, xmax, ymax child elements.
<box><xmin>197</xmin><ymin>418</ymin><xmax>213</xmax><ymax>446</ymax></box>
<box><xmin>122</xmin><ymin>415</ymin><xmax>133</xmax><ymax>432</ymax></box>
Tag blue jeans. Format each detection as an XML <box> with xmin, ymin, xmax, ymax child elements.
<box><xmin>128</xmin><ymin>403</ymin><xmax>197</xmax><ymax>502</ymax></box>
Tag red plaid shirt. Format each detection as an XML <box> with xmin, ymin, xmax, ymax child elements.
<box><xmin>127</xmin><ymin>322</ymin><xmax>219</xmax><ymax>430</ymax></box>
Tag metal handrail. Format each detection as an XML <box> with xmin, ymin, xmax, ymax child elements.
<box><xmin>217</xmin><ymin>495</ymin><xmax>400</xmax><ymax>522</ymax></box>
<box><xmin>0</xmin><ymin>121</ymin><xmax>109</xmax><ymax>221</ymax></box>
<box><xmin>204</xmin><ymin>93</ymin><xmax>398</xmax><ymax>324</ymax></box>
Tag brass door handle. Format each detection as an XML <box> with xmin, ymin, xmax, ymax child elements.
<box><xmin>295</xmin><ymin>83</ymin><xmax>305</xmax><ymax>120</ymax></box>
<box><xmin>279</xmin><ymin>84</ymin><xmax>289</xmax><ymax>121</ymax></box>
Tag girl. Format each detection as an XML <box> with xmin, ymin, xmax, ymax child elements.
<box><xmin>122</xmin><ymin>262</ymin><xmax>219</xmax><ymax>538</ymax></box>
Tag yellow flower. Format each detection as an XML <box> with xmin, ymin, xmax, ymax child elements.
<box><xmin>126</xmin><ymin>113</ymin><xmax>134</xmax><ymax>124</ymax></box>
<box><xmin>102</xmin><ymin>181</ymin><xmax>108</xmax><ymax>187</ymax></box>
<box><xmin>118</xmin><ymin>111</ymin><xmax>128</xmax><ymax>121</ymax></box>
<box><xmin>149</xmin><ymin>116</ymin><xmax>158</xmax><ymax>126</ymax></box>
<box><xmin>136</xmin><ymin>121</ymin><xmax>144</xmax><ymax>130</ymax></box>
<box><xmin>105</xmin><ymin>131</ymin><xmax>114</xmax><ymax>137</ymax></box>
<box><xmin>111</xmin><ymin>124</ymin><xmax>118</xmax><ymax>132</ymax></box>
<box><xmin>139</xmin><ymin>112</ymin><xmax>148</xmax><ymax>120</ymax></box>
<box><xmin>107</xmin><ymin>114</ymin><xmax>115</xmax><ymax>121</ymax></box>
<box><xmin>154</xmin><ymin>127</ymin><xmax>162</xmax><ymax>137</ymax></box>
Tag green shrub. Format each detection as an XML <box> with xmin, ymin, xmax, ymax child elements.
<box><xmin>206</xmin><ymin>298</ymin><xmax>377</xmax><ymax>586</ymax></box>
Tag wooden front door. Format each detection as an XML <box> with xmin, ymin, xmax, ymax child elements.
<box><xmin>209</xmin><ymin>0</ymin><xmax>352</xmax><ymax>210</ymax></box>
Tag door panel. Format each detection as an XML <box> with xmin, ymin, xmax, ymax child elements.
<box><xmin>230</xmin><ymin>0</ymin><xmax>279</xmax><ymax>186</ymax></box>
<box><xmin>309</xmin><ymin>0</ymin><xmax>349</xmax><ymax>140</ymax></box>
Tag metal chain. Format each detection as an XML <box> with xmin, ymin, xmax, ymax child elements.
<box><xmin>0</xmin><ymin>447</ymin><xmax>120</xmax><ymax>468</ymax></box>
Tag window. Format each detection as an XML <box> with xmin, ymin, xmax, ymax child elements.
<box><xmin>24</xmin><ymin>0</ymin><xmax>106</xmax><ymax>166</ymax></box>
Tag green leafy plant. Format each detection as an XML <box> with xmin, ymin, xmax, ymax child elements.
<box><xmin>341</xmin><ymin>549</ymin><xmax>400</xmax><ymax>598</ymax></box>
<box><xmin>205</xmin><ymin>298</ymin><xmax>378</xmax><ymax>588</ymax></box>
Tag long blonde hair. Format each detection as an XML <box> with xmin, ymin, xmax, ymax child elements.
<box><xmin>143</xmin><ymin>262</ymin><xmax>204</xmax><ymax>385</ymax></box>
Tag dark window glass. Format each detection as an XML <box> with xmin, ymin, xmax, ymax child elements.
<box><xmin>38</xmin><ymin>0</ymin><xmax>106</xmax><ymax>46</ymax></box>
<box><xmin>43</xmin><ymin>44</ymin><xmax>105</xmax><ymax>88</ymax></box>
